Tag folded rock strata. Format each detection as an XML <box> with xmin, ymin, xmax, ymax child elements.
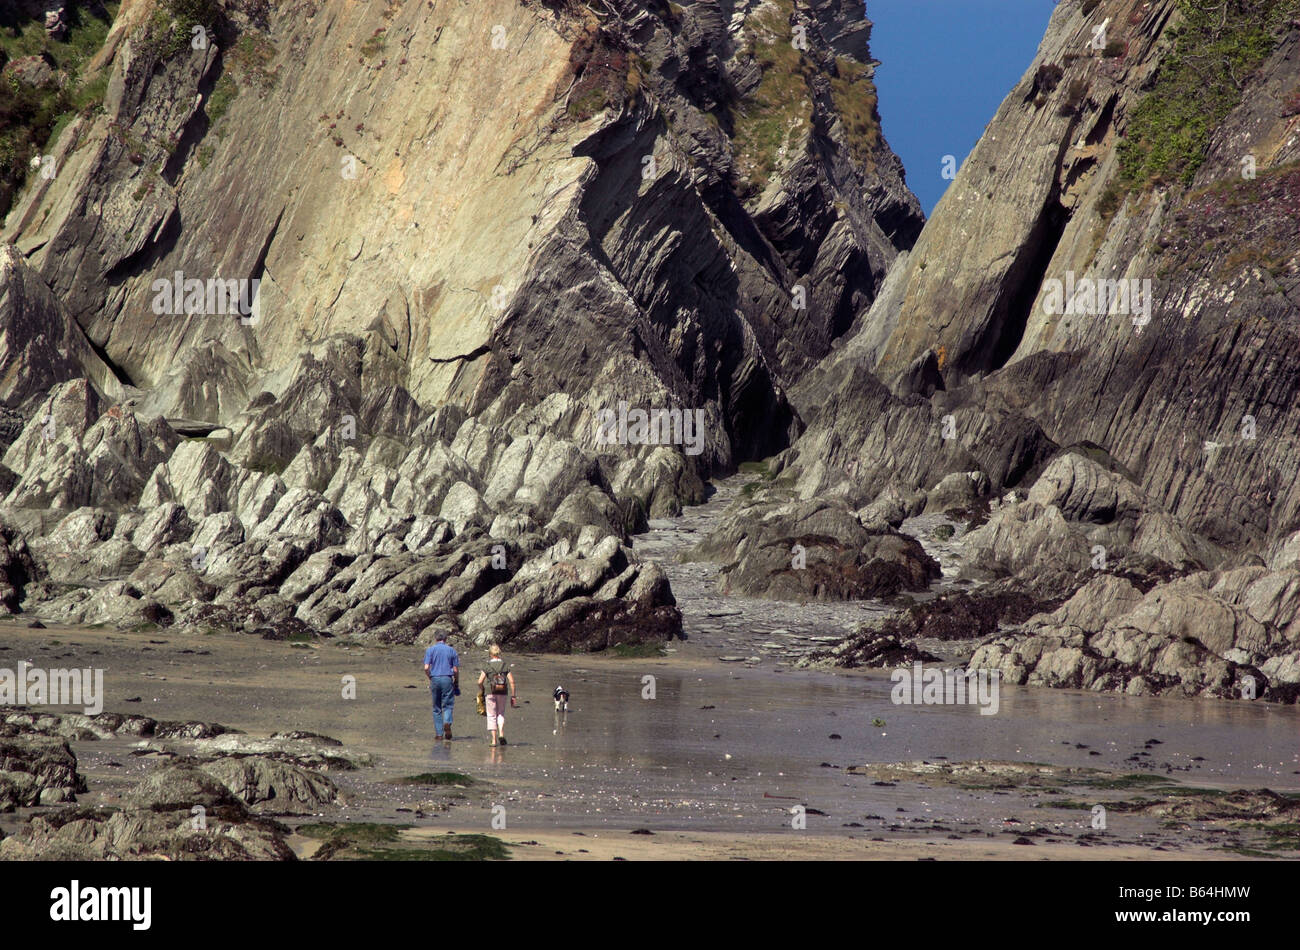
<box><xmin>0</xmin><ymin>0</ymin><xmax>922</xmax><ymax>651</ymax></box>
<box><xmin>694</xmin><ymin>0</ymin><xmax>1300</xmax><ymax>700</ymax></box>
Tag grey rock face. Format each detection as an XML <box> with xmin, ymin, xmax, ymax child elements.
<box><xmin>0</xmin><ymin>0</ymin><xmax>929</xmax><ymax>653</ymax></box>
<box><xmin>969</xmin><ymin>562</ymin><xmax>1300</xmax><ymax>702</ymax></box>
<box><xmin>839</xmin><ymin>0</ymin><xmax>1300</xmax><ymax>564</ymax></box>
<box><xmin>0</xmin><ymin>807</ymin><xmax>296</xmax><ymax>861</ymax></box>
<box><xmin>4</xmin><ymin>0</ymin><xmax>919</xmax><ymax>484</ymax></box>
<box><xmin>687</xmin><ymin>2</ymin><xmax>1300</xmax><ymax>706</ymax></box>
<box><xmin>925</xmin><ymin>472</ymin><xmax>990</xmax><ymax>516</ymax></box>
<box><xmin>0</xmin><ymin>371</ymin><xmax>687</xmax><ymax>651</ymax></box>
<box><xmin>199</xmin><ymin>756</ymin><xmax>338</xmax><ymax>814</ymax></box>
<box><xmin>687</xmin><ymin>495</ymin><xmax>939</xmax><ymax>601</ymax></box>
<box><xmin>1026</xmin><ymin>452</ymin><xmax>1142</xmax><ymax>525</ymax></box>
<box><xmin>126</xmin><ymin>764</ymin><xmax>246</xmax><ymax>813</ymax></box>
<box><xmin>962</xmin><ymin>501</ymin><xmax>1091</xmax><ymax>578</ymax></box>
<box><xmin>0</xmin><ymin>734</ymin><xmax>85</xmax><ymax>811</ymax></box>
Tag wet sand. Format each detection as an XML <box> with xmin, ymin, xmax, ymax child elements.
<box><xmin>3</xmin><ymin>620</ymin><xmax>1296</xmax><ymax>859</ymax></box>
<box><xmin>402</xmin><ymin>827</ymin><xmax>1226</xmax><ymax>861</ymax></box>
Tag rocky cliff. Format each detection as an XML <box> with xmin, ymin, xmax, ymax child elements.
<box><xmin>13</xmin><ymin>0</ymin><xmax>1297</xmax><ymax>702</ymax></box>
<box><xmin>5</xmin><ymin>0</ymin><xmax>920</xmax><ymax>461</ymax></box>
<box><xmin>0</xmin><ymin>0</ymin><xmax>921</xmax><ymax>650</ymax></box>
<box><xmin>704</xmin><ymin>0</ymin><xmax>1300</xmax><ymax>701</ymax></box>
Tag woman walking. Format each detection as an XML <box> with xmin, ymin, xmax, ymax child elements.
<box><xmin>477</xmin><ymin>644</ymin><xmax>517</xmax><ymax>746</ymax></box>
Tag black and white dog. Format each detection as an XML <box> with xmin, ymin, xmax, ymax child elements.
<box><xmin>553</xmin><ymin>686</ymin><xmax>570</xmax><ymax>712</ymax></box>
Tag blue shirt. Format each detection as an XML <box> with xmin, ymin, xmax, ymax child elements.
<box><xmin>423</xmin><ymin>642</ymin><xmax>459</xmax><ymax>677</ymax></box>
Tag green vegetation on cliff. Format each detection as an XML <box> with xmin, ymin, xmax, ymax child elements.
<box><xmin>0</xmin><ymin>2</ymin><xmax>119</xmax><ymax>217</ymax></box>
<box><xmin>830</xmin><ymin>56</ymin><xmax>882</xmax><ymax>174</ymax></box>
<box><xmin>728</xmin><ymin>2</ymin><xmax>881</xmax><ymax>198</ymax></box>
<box><xmin>564</xmin><ymin>22</ymin><xmax>643</xmax><ymax>122</ymax></box>
<box><xmin>1117</xmin><ymin>0</ymin><xmax>1299</xmax><ymax>190</ymax></box>
<box><xmin>728</xmin><ymin>0</ymin><xmax>815</xmax><ymax>199</ymax></box>
<box><xmin>143</xmin><ymin>0</ymin><xmax>223</xmax><ymax>60</ymax></box>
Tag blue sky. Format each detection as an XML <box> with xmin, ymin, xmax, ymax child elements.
<box><xmin>866</xmin><ymin>0</ymin><xmax>1055</xmax><ymax>216</ymax></box>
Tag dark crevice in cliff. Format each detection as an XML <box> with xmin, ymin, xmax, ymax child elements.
<box><xmin>428</xmin><ymin>343</ymin><xmax>491</xmax><ymax>364</ymax></box>
<box><xmin>1085</xmin><ymin>93</ymin><xmax>1118</xmax><ymax>147</ymax></box>
<box><xmin>84</xmin><ymin>333</ymin><xmax>136</xmax><ymax>388</ymax></box>
<box><xmin>162</xmin><ymin>55</ymin><xmax>225</xmax><ymax>186</ymax></box>
<box><xmin>247</xmin><ymin>207</ymin><xmax>282</xmax><ymax>288</ymax></box>
<box><xmin>102</xmin><ymin>204</ymin><xmax>183</xmax><ymax>289</ymax></box>
<box><xmin>970</xmin><ymin>189</ymin><xmax>1070</xmax><ymax>375</ymax></box>
<box><xmin>701</xmin><ymin>177</ymin><xmax>784</xmax><ymax>280</ymax></box>
<box><xmin>872</xmin><ymin>197</ymin><xmax>925</xmax><ymax>250</ymax></box>
<box><xmin>829</xmin><ymin>255</ymin><xmax>864</xmax><ymax>340</ymax></box>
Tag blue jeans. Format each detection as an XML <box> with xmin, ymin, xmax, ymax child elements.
<box><xmin>430</xmin><ymin>676</ymin><xmax>455</xmax><ymax>732</ymax></box>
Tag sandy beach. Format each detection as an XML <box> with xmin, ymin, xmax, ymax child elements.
<box><xmin>4</xmin><ymin>618</ymin><xmax>1296</xmax><ymax>860</ymax></box>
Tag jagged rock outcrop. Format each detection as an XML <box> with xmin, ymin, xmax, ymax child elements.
<box><xmin>0</xmin><ymin>0</ymin><xmax>924</xmax><ymax>650</ymax></box>
<box><xmin>198</xmin><ymin>756</ymin><xmax>338</xmax><ymax>815</ymax></box>
<box><xmin>0</xmin><ymin>368</ymin><xmax>684</xmax><ymax>647</ymax></box>
<box><xmin>126</xmin><ymin>763</ymin><xmax>247</xmax><ymax>813</ymax></box>
<box><xmin>969</xmin><ymin>557</ymin><xmax>1300</xmax><ymax>702</ymax></box>
<box><xmin>4</xmin><ymin>0</ymin><xmax>920</xmax><ymax>475</ymax></box>
<box><xmin>0</xmin><ymin>715</ymin><xmax>353</xmax><ymax>859</ymax></box>
<box><xmin>958</xmin><ymin>449</ymin><xmax>1215</xmax><ymax>584</ymax></box>
<box><xmin>693</xmin><ymin>0</ymin><xmax>1300</xmax><ymax>703</ymax></box>
<box><xmin>0</xmin><ymin>247</ymin><xmax>118</xmax><ymax>412</ymax></box>
<box><xmin>0</xmin><ymin>734</ymin><xmax>86</xmax><ymax>810</ymax></box>
<box><xmin>803</xmin><ymin>628</ymin><xmax>939</xmax><ymax>669</ymax></box>
<box><xmin>0</xmin><ymin>805</ymin><xmax>297</xmax><ymax>861</ymax></box>
<box><xmin>0</xmin><ymin>754</ymin><xmax>298</xmax><ymax>860</ymax></box>
<box><xmin>1</xmin><ymin>709</ymin><xmax>231</xmax><ymax>742</ymax></box>
<box><xmin>825</xmin><ymin>0</ymin><xmax>1300</xmax><ymax>560</ymax></box>
<box><xmin>685</xmin><ymin>491</ymin><xmax>939</xmax><ymax>600</ymax></box>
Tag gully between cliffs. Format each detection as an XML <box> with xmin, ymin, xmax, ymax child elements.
<box><xmin>632</xmin><ymin>473</ymin><xmax>1010</xmax><ymax>664</ymax></box>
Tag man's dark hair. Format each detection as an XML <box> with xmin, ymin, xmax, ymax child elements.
<box><xmin>435</xmin><ymin>632</ymin><xmax>447</xmax><ymax>642</ymax></box>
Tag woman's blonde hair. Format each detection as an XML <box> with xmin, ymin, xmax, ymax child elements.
<box><xmin>489</xmin><ymin>644</ymin><xmax>502</xmax><ymax>657</ymax></box>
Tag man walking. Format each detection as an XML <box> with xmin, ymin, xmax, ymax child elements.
<box><xmin>422</xmin><ymin>632</ymin><xmax>459</xmax><ymax>740</ymax></box>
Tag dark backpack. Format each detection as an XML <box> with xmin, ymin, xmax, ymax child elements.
<box><xmin>486</xmin><ymin>665</ymin><xmax>509</xmax><ymax>695</ymax></box>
